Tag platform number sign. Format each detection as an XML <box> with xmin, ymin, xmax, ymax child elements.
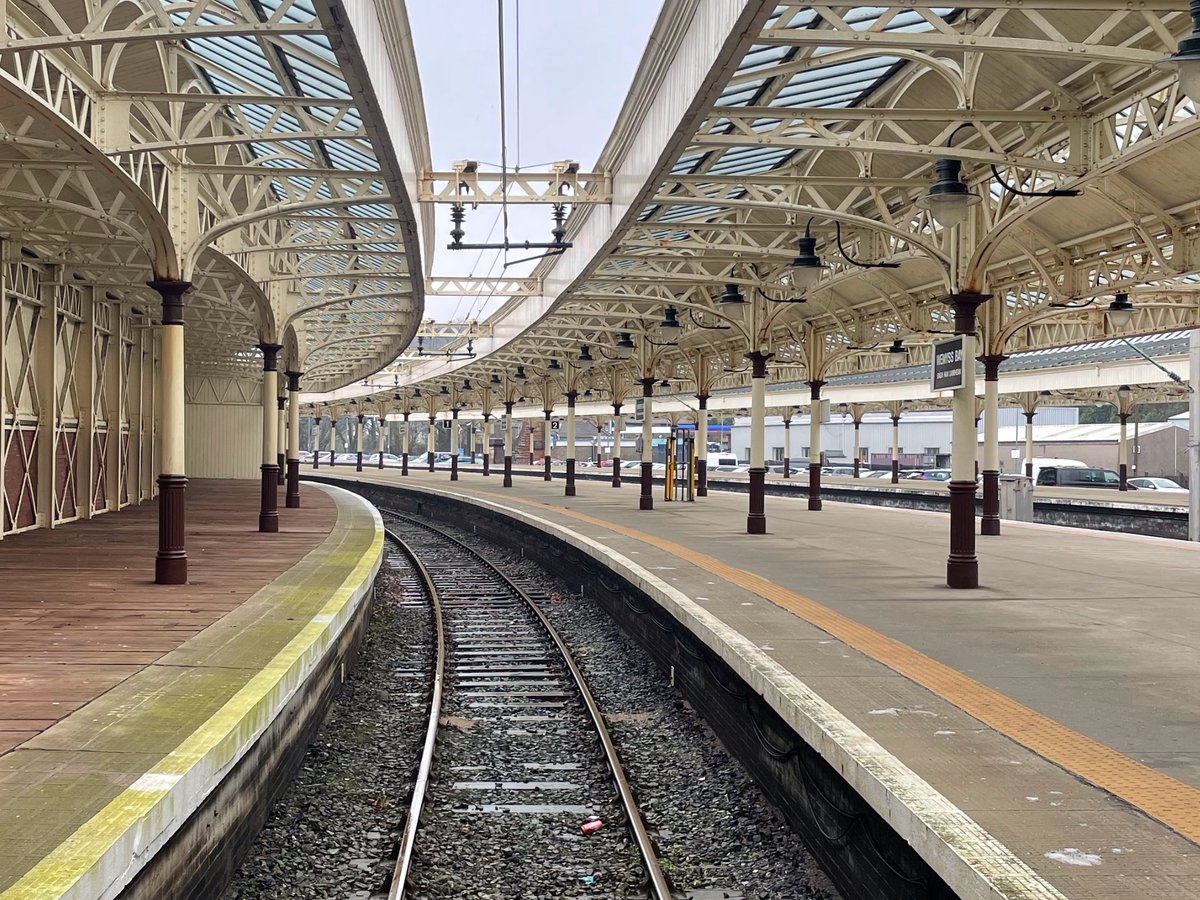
<box><xmin>930</xmin><ymin>336</ymin><xmax>966</xmax><ymax>392</ymax></box>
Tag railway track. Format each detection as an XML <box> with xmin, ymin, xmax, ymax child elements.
<box><xmin>382</xmin><ymin>509</ymin><xmax>672</xmax><ymax>899</ymax></box>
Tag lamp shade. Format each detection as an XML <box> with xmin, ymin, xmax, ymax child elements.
<box><xmin>915</xmin><ymin>158</ymin><xmax>980</xmax><ymax>228</ymax></box>
<box><xmin>1106</xmin><ymin>292</ymin><xmax>1135</xmax><ymax>329</ymax></box>
<box><xmin>789</xmin><ymin>234</ymin><xmax>826</xmax><ymax>290</ymax></box>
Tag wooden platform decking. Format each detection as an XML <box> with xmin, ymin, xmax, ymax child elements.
<box><xmin>0</xmin><ymin>480</ymin><xmax>336</xmax><ymax>754</ymax></box>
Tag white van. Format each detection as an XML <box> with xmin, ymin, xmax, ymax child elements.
<box><xmin>1024</xmin><ymin>457</ymin><xmax>1087</xmax><ymax>482</ymax></box>
<box><xmin>709</xmin><ymin>453</ymin><xmax>739</xmax><ymax>468</ymax></box>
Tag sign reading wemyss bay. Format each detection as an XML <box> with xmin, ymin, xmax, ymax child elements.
<box><xmin>930</xmin><ymin>336</ymin><xmax>966</xmax><ymax>392</ymax></box>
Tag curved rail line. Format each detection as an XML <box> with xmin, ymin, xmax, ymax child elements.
<box><xmin>381</xmin><ymin>509</ymin><xmax>673</xmax><ymax>900</ymax></box>
<box><xmin>384</xmin><ymin>531</ymin><xmax>445</xmax><ymax>900</ymax></box>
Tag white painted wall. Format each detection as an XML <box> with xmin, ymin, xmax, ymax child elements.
<box><xmin>186</xmin><ymin>403</ymin><xmax>262</xmax><ymax>479</ymax></box>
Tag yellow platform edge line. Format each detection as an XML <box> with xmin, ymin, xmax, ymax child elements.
<box><xmin>0</xmin><ymin>486</ymin><xmax>385</xmax><ymax>900</ymax></box>
<box><xmin>476</xmin><ymin>486</ymin><xmax>1200</xmax><ymax>845</ymax></box>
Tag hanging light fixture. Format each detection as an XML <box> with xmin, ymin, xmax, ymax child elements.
<box><xmin>438</xmin><ymin>384</ymin><xmax>449</xmax><ymax>395</ymax></box>
<box><xmin>413</xmin><ymin>388</ymin><xmax>422</xmax><ymax>398</ymax></box>
<box><xmin>1161</xmin><ymin>4</ymin><xmax>1200</xmax><ymax>103</ymax></box>
<box><xmin>613</xmin><ymin>332</ymin><xmax>636</xmax><ymax>361</ymax></box>
<box><xmin>577</xmin><ymin>344</ymin><xmax>596</xmax><ymax>369</ymax></box>
<box><xmin>462</xmin><ymin>378</ymin><xmax>473</xmax><ymax>390</ymax></box>
<box><xmin>888</xmin><ymin>339</ymin><xmax>908</xmax><ymax>354</ymax></box>
<box><xmin>790</xmin><ymin>221</ymin><xmax>827</xmax><ymax>290</ymax></box>
<box><xmin>915</xmin><ymin>158</ymin><xmax>980</xmax><ymax>228</ymax></box>
<box><xmin>659</xmin><ymin>378</ymin><xmax>671</xmax><ymax>389</ymax></box>
<box><xmin>657</xmin><ymin>304</ymin><xmax>682</xmax><ymax>334</ymax></box>
<box><xmin>514</xmin><ymin>365</ymin><xmax>528</xmax><ymax>380</ymax></box>
<box><xmin>1105</xmin><ymin>292</ymin><xmax>1135</xmax><ymax>329</ymax></box>
<box><xmin>547</xmin><ymin>357</ymin><xmax>562</xmax><ymax>371</ymax></box>
<box><xmin>490</xmin><ymin>372</ymin><xmax>502</xmax><ymax>385</ymax></box>
<box><xmin>583</xmin><ymin>388</ymin><xmax>593</xmax><ymax>398</ymax></box>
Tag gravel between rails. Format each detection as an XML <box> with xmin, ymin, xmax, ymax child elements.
<box><xmin>225</xmin><ymin>516</ymin><xmax>840</xmax><ymax>900</ymax></box>
<box><xmin>225</xmin><ymin>558</ymin><xmax>431</xmax><ymax>900</ymax></box>
<box><xmin>434</xmin><ymin>520</ymin><xmax>841</xmax><ymax>900</ymax></box>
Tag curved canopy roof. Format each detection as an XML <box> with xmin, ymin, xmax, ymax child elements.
<box><xmin>3</xmin><ymin>0</ymin><xmax>430</xmax><ymax>390</ymax></box>
<box><xmin>339</xmin><ymin>0</ymin><xmax>1200</xmax><ymax>418</ymax></box>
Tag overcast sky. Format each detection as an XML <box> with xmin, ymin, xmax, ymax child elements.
<box><xmin>408</xmin><ymin>1</ymin><xmax>662</xmax><ymax>323</ymax></box>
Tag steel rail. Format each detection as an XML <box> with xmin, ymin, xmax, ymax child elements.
<box><xmin>383</xmin><ymin>531</ymin><xmax>446</xmax><ymax>900</ymax></box>
<box><xmin>380</xmin><ymin>508</ymin><xmax>674</xmax><ymax>900</ymax></box>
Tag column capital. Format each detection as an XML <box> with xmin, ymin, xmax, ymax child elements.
<box><xmin>565</xmin><ymin>390</ymin><xmax>578</xmax><ymax>407</ymax></box>
<box><xmin>544</xmin><ymin>409</ymin><xmax>553</xmax><ymax>420</ymax></box>
<box><xmin>504</xmin><ymin>400</ymin><xmax>514</xmax><ymax>414</ymax></box>
<box><xmin>978</xmin><ymin>354</ymin><xmax>1007</xmax><ymax>381</ymax></box>
<box><xmin>640</xmin><ymin>377</ymin><xmax>655</xmax><ymax>397</ymax></box>
<box><xmin>743</xmin><ymin>350</ymin><xmax>773</xmax><ymax>378</ymax></box>
<box><xmin>806</xmin><ymin>379</ymin><xmax>826</xmax><ymax>399</ymax></box>
<box><xmin>256</xmin><ymin>342</ymin><xmax>283</xmax><ymax>371</ymax></box>
<box><xmin>277</xmin><ymin>395</ymin><xmax>286</xmax><ymax>411</ymax></box>
<box><xmin>147</xmin><ymin>279</ymin><xmax>192</xmax><ymax>326</ymax></box>
<box><xmin>696</xmin><ymin>393</ymin><xmax>709</xmax><ymax>408</ymax></box>
<box><xmin>1024</xmin><ymin>410</ymin><xmax>1036</xmax><ymax>423</ymax></box>
<box><xmin>612</xmin><ymin>401</ymin><xmax>623</xmax><ymax>414</ymax></box>
<box><xmin>284</xmin><ymin>370</ymin><xmax>303</xmax><ymax>391</ymax></box>
<box><xmin>357</xmin><ymin>412</ymin><xmax>365</xmax><ymax>422</ymax></box>
<box><xmin>946</xmin><ymin>290</ymin><xmax>992</xmax><ymax>335</ymax></box>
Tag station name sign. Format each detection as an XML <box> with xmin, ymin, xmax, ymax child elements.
<box><xmin>930</xmin><ymin>336</ymin><xmax>966</xmax><ymax>392</ymax></box>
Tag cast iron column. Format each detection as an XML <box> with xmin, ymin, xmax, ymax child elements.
<box><xmin>746</xmin><ymin>351</ymin><xmax>772</xmax><ymax>533</ymax></box>
<box><xmin>503</xmin><ymin>401</ymin><xmax>514</xmax><ymax>487</ymax></box>
<box><xmin>695</xmin><ymin>394</ymin><xmax>708</xmax><ymax>497</ymax></box>
<box><xmin>401</xmin><ymin>412</ymin><xmax>410</xmax><ymax>475</ymax></box>
<box><xmin>853</xmin><ymin>419</ymin><xmax>862</xmax><ymax>477</ymax></box>
<box><xmin>980</xmin><ymin>355</ymin><xmax>1006</xmax><ymax>535</ymax></box>
<box><xmin>151</xmin><ymin>279</ymin><xmax>190</xmax><ymax>584</ymax></box>
<box><xmin>276</xmin><ymin>396</ymin><xmax>286</xmax><ymax>485</ymax></box>
<box><xmin>1119</xmin><ymin>412</ymin><xmax>1130</xmax><ymax>490</ymax></box>
<box><xmin>312</xmin><ymin>417</ymin><xmax>321</xmax><ymax>469</ymax></box>
<box><xmin>947</xmin><ymin>292</ymin><xmax>989</xmax><ymax>589</ymax></box>
<box><xmin>891</xmin><ymin>415</ymin><xmax>901</xmax><ymax>483</ymax></box>
<box><xmin>807</xmin><ymin>381</ymin><xmax>826</xmax><ymax>511</ymax></box>
<box><xmin>428</xmin><ymin>416</ymin><xmax>436</xmax><ymax>471</ymax></box>
<box><xmin>355</xmin><ymin>413</ymin><xmax>364</xmax><ymax>471</ymax></box>
<box><xmin>451</xmin><ymin>408</ymin><xmax>460</xmax><ymax>481</ymax></box>
<box><xmin>565</xmin><ymin>391</ymin><xmax>577</xmax><ymax>496</ymax></box>
<box><xmin>543</xmin><ymin>410</ymin><xmax>553</xmax><ymax>481</ymax></box>
<box><xmin>639</xmin><ymin>379</ymin><xmax>654</xmax><ymax>510</ymax></box>
<box><xmin>285</xmin><ymin>371</ymin><xmax>302</xmax><ymax>508</ymax></box>
<box><xmin>377</xmin><ymin>414</ymin><xmax>385</xmax><ymax>468</ymax></box>
<box><xmin>256</xmin><ymin>342</ymin><xmax>282</xmax><ymax>534</ymax></box>
<box><xmin>329</xmin><ymin>417</ymin><xmax>336</xmax><ymax>466</ymax></box>
<box><xmin>1024</xmin><ymin>412</ymin><xmax>1035</xmax><ymax>477</ymax></box>
<box><xmin>783</xmin><ymin>420</ymin><xmax>791</xmax><ymax>478</ymax></box>
<box><xmin>482</xmin><ymin>414</ymin><xmax>492</xmax><ymax>476</ymax></box>
<box><xmin>612</xmin><ymin>402</ymin><xmax>623</xmax><ymax>488</ymax></box>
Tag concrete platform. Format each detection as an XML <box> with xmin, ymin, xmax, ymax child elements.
<box><xmin>325</xmin><ymin>467</ymin><xmax>1200</xmax><ymax>900</ymax></box>
<box><xmin>0</xmin><ymin>480</ymin><xmax>383</xmax><ymax>899</ymax></box>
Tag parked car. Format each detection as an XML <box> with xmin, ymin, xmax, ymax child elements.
<box><xmin>334</xmin><ymin>452</ymin><xmax>357</xmax><ymax>463</ymax></box>
<box><xmin>863</xmin><ymin>470</ymin><xmax>891</xmax><ymax>479</ymax></box>
<box><xmin>921</xmin><ymin>469</ymin><xmax>953</xmax><ymax>482</ymax></box>
<box><xmin>710</xmin><ymin>453</ymin><xmax>739</xmax><ymax>468</ymax></box>
<box><xmin>902</xmin><ymin>470</ymin><xmax>926</xmax><ymax>480</ymax></box>
<box><xmin>296</xmin><ymin>450</ymin><xmax>314</xmax><ymax>463</ymax></box>
<box><xmin>1127</xmin><ymin>477</ymin><xmax>1187</xmax><ymax>493</ymax></box>
<box><xmin>1025</xmin><ymin>457</ymin><xmax>1088</xmax><ymax>482</ymax></box>
<box><xmin>1036</xmin><ymin>466</ymin><xmax>1124</xmax><ymax>489</ymax></box>
<box><xmin>620</xmin><ymin>459</ymin><xmax>641</xmax><ymax>469</ymax></box>
<box><xmin>825</xmin><ymin>466</ymin><xmax>855</xmax><ymax>477</ymax></box>
<box><xmin>362</xmin><ymin>453</ymin><xmax>403</xmax><ymax>466</ymax></box>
